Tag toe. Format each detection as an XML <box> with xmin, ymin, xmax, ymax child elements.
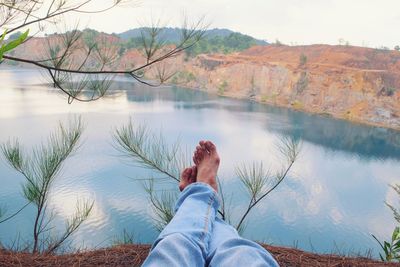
<box><xmin>179</xmin><ymin>168</ymin><xmax>192</xmax><ymax>191</ymax></box>
<box><xmin>205</xmin><ymin>141</ymin><xmax>216</xmax><ymax>153</ymax></box>
<box><xmin>198</xmin><ymin>148</ymin><xmax>205</xmax><ymax>160</ymax></box>
<box><xmin>193</xmin><ymin>151</ymin><xmax>199</xmax><ymax>165</ymax></box>
<box><xmin>189</xmin><ymin>165</ymin><xmax>197</xmax><ymax>183</ymax></box>
<box><xmin>196</xmin><ymin>149</ymin><xmax>202</xmax><ymax>161</ymax></box>
<box><xmin>181</xmin><ymin>167</ymin><xmax>191</xmax><ymax>181</ymax></box>
<box><xmin>187</xmin><ymin>167</ymin><xmax>192</xmax><ymax>177</ymax></box>
<box><xmin>199</xmin><ymin>141</ymin><xmax>209</xmax><ymax>153</ymax></box>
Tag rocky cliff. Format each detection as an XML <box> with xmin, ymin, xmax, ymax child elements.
<box><xmin>168</xmin><ymin>45</ymin><xmax>400</xmax><ymax>130</ymax></box>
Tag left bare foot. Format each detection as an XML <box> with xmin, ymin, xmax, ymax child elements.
<box><xmin>179</xmin><ymin>165</ymin><xmax>197</xmax><ymax>191</ymax></box>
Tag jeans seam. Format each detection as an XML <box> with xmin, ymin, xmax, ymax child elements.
<box><xmin>200</xmin><ymin>194</ymin><xmax>215</xmax><ymax>246</ymax></box>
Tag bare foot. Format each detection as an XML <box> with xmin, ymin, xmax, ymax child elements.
<box><xmin>192</xmin><ymin>140</ymin><xmax>220</xmax><ymax>192</ymax></box>
<box><xmin>179</xmin><ymin>166</ymin><xmax>197</xmax><ymax>191</ymax></box>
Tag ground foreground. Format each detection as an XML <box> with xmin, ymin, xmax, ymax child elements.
<box><xmin>0</xmin><ymin>244</ymin><xmax>398</xmax><ymax>267</ymax></box>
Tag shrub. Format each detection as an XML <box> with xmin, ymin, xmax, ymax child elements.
<box><xmin>372</xmin><ymin>184</ymin><xmax>400</xmax><ymax>262</ymax></box>
<box><xmin>291</xmin><ymin>100</ymin><xmax>303</xmax><ymax>109</ymax></box>
<box><xmin>218</xmin><ymin>80</ymin><xmax>228</xmax><ymax>95</ymax></box>
<box><xmin>261</xmin><ymin>95</ymin><xmax>268</xmax><ymax>102</ymax></box>
<box><xmin>295</xmin><ymin>72</ymin><xmax>308</xmax><ymax>94</ymax></box>
<box><xmin>172</xmin><ymin>71</ymin><xmax>197</xmax><ymax>84</ymax></box>
<box><xmin>379</xmin><ymin>87</ymin><xmax>396</xmax><ymax>97</ymax></box>
<box><xmin>372</xmin><ymin>227</ymin><xmax>400</xmax><ymax>262</ymax></box>
<box><xmin>299</xmin><ymin>53</ymin><xmax>307</xmax><ymax>66</ymax></box>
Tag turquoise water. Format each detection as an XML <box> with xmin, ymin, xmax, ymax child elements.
<box><xmin>0</xmin><ymin>68</ymin><xmax>400</xmax><ymax>256</ymax></box>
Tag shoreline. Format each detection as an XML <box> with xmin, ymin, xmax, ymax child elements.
<box><xmin>170</xmin><ymin>83</ymin><xmax>400</xmax><ymax>132</ymax></box>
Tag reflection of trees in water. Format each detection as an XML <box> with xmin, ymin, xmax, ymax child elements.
<box><xmin>124</xmin><ymin>83</ymin><xmax>214</xmax><ymax>103</ymax></box>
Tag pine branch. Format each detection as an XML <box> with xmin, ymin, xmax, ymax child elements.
<box><xmin>1</xmin><ymin>116</ymin><xmax>93</xmax><ymax>253</ymax></box>
<box><xmin>235</xmin><ymin>137</ymin><xmax>301</xmax><ymax>231</ymax></box>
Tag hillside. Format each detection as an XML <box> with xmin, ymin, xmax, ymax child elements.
<box><xmin>166</xmin><ymin>44</ymin><xmax>400</xmax><ymax>129</ymax></box>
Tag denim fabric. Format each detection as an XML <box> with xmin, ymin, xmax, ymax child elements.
<box><xmin>207</xmin><ymin>218</ymin><xmax>279</xmax><ymax>267</ymax></box>
<box><xmin>142</xmin><ymin>182</ymin><xmax>279</xmax><ymax>267</ymax></box>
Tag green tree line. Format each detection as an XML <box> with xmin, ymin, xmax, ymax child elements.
<box><xmin>118</xmin><ymin>31</ymin><xmax>262</xmax><ymax>57</ymax></box>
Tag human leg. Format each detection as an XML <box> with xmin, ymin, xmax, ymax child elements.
<box><xmin>142</xmin><ymin>142</ymin><xmax>221</xmax><ymax>267</ymax></box>
<box><xmin>142</xmin><ymin>182</ymin><xmax>219</xmax><ymax>267</ymax></box>
<box><xmin>194</xmin><ymin>141</ymin><xmax>279</xmax><ymax>266</ymax></box>
<box><xmin>206</xmin><ymin>218</ymin><xmax>279</xmax><ymax>267</ymax></box>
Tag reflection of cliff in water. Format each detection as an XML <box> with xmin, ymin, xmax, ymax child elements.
<box><xmin>121</xmin><ymin>82</ymin><xmax>400</xmax><ymax>161</ymax></box>
<box><xmin>246</xmin><ymin>101</ymin><xmax>400</xmax><ymax>161</ymax></box>
<box><xmin>262</xmin><ymin>103</ymin><xmax>400</xmax><ymax>161</ymax></box>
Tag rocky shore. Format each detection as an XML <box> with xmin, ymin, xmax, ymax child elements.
<box><xmin>165</xmin><ymin>45</ymin><xmax>400</xmax><ymax>130</ymax></box>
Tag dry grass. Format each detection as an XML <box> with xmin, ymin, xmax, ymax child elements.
<box><xmin>263</xmin><ymin>245</ymin><xmax>397</xmax><ymax>267</ymax></box>
<box><xmin>0</xmin><ymin>244</ymin><xmax>398</xmax><ymax>267</ymax></box>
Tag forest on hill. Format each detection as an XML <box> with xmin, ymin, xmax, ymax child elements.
<box><xmin>87</xmin><ymin>27</ymin><xmax>268</xmax><ymax>57</ymax></box>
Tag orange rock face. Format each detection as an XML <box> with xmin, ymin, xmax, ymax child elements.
<box><xmin>170</xmin><ymin>45</ymin><xmax>400</xmax><ymax>130</ymax></box>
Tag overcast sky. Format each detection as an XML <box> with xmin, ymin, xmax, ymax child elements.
<box><xmin>51</xmin><ymin>0</ymin><xmax>399</xmax><ymax>48</ymax></box>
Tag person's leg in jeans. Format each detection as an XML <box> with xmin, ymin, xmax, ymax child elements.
<box><xmin>143</xmin><ymin>140</ymin><xmax>279</xmax><ymax>266</ymax></box>
<box><xmin>195</xmin><ymin>141</ymin><xmax>278</xmax><ymax>266</ymax></box>
<box><xmin>142</xmin><ymin>141</ymin><xmax>221</xmax><ymax>267</ymax></box>
<box><xmin>206</xmin><ymin>218</ymin><xmax>278</xmax><ymax>266</ymax></box>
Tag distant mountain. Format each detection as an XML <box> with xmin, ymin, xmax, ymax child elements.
<box><xmin>117</xmin><ymin>27</ymin><xmax>268</xmax><ymax>45</ymax></box>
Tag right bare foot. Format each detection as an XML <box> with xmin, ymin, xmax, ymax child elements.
<box><xmin>192</xmin><ymin>140</ymin><xmax>220</xmax><ymax>192</ymax></box>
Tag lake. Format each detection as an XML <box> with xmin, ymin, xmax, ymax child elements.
<box><xmin>1</xmin><ymin>67</ymin><xmax>400</xmax><ymax>257</ymax></box>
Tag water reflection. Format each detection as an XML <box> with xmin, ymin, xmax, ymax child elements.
<box><xmin>121</xmin><ymin>84</ymin><xmax>400</xmax><ymax>161</ymax></box>
<box><xmin>0</xmin><ymin>68</ymin><xmax>399</xmax><ymax>256</ymax></box>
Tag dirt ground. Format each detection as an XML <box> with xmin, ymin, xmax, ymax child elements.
<box><xmin>1</xmin><ymin>244</ymin><xmax>398</xmax><ymax>267</ymax></box>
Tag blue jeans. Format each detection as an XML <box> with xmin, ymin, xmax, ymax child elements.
<box><xmin>142</xmin><ymin>183</ymin><xmax>279</xmax><ymax>267</ymax></box>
